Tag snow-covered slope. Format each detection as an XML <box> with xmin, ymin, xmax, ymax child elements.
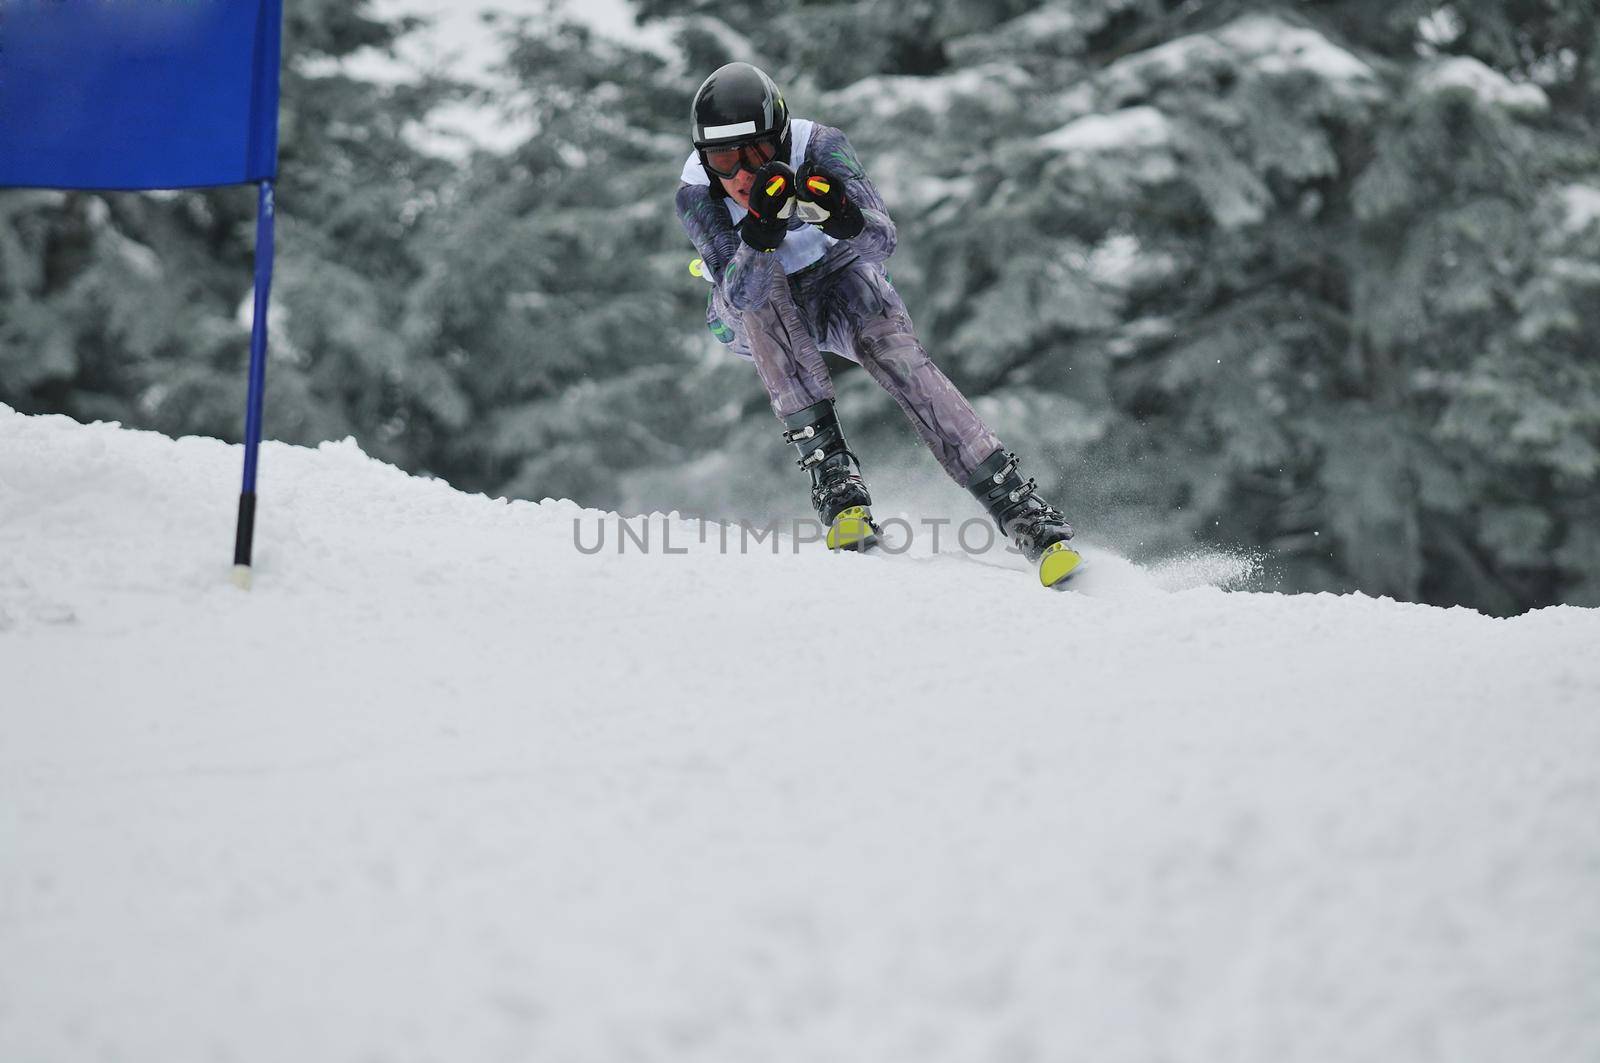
<box><xmin>3</xmin><ymin>406</ymin><xmax>1597</xmax><ymax>1062</ymax></box>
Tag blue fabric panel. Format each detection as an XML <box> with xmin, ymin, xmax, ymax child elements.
<box><xmin>0</xmin><ymin>0</ymin><xmax>282</xmax><ymax>189</ymax></box>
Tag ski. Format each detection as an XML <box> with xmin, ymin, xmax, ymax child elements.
<box><xmin>826</xmin><ymin>505</ymin><xmax>879</xmax><ymax>551</ymax></box>
<box><xmin>1039</xmin><ymin>541</ymin><xmax>1084</xmax><ymax>589</ymax></box>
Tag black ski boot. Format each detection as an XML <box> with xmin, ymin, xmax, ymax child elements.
<box><xmin>966</xmin><ymin>449</ymin><xmax>1082</xmax><ymax>587</ymax></box>
<box><xmin>782</xmin><ymin>399</ymin><xmax>879</xmax><ymax>551</ymax></box>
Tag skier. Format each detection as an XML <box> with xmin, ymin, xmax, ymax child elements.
<box><xmin>675</xmin><ymin>62</ymin><xmax>1081</xmax><ymax>587</ymax></box>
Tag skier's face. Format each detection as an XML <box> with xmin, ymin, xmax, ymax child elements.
<box><xmin>703</xmin><ymin>136</ymin><xmax>779</xmax><ymax>210</ymax></box>
<box><xmin>721</xmin><ymin>169</ymin><xmax>756</xmax><ymax>209</ymax></box>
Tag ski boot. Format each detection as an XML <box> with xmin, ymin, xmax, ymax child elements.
<box><xmin>782</xmin><ymin>399</ymin><xmax>879</xmax><ymax>551</ymax></box>
<box><xmin>966</xmin><ymin>449</ymin><xmax>1082</xmax><ymax>588</ymax></box>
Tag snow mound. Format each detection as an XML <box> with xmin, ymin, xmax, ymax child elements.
<box><xmin>3</xmin><ymin>405</ymin><xmax>1598</xmax><ymax>1063</ymax></box>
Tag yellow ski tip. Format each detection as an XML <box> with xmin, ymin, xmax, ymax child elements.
<box><xmin>827</xmin><ymin>506</ymin><xmax>877</xmax><ymax>551</ymax></box>
<box><xmin>689</xmin><ymin>257</ymin><xmax>706</xmax><ymax>278</ymax></box>
<box><xmin>1038</xmin><ymin>541</ymin><xmax>1083</xmax><ymax>588</ymax></box>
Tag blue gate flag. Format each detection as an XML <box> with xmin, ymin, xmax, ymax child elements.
<box><xmin>0</xmin><ymin>0</ymin><xmax>283</xmax><ymax>190</ymax></box>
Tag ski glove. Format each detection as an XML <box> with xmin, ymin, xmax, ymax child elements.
<box><xmin>739</xmin><ymin>161</ymin><xmax>795</xmax><ymax>253</ymax></box>
<box><xmin>795</xmin><ymin>162</ymin><xmax>865</xmax><ymax>240</ymax></box>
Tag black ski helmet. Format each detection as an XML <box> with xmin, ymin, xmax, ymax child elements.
<box><xmin>690</xmin><ymin>62</ymin><xmax>790</xmax><ymax>193</ymax></box>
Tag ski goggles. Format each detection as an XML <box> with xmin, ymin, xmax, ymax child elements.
<box><xmin>700</xmin><ymin>136</ymin><xmax>780</xmax><ymax>179</ymax></box>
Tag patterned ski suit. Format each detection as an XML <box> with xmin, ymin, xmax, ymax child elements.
<box><xmin>674</xmin><ymin>119</ymin><xmax>1002</xmax><ymax>485</ymax></box>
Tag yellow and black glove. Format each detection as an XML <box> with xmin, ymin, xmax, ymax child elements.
<box><xmin>740</xmin><ymin>161</ymin><xmax>795</xmax><ymax>252</ymax></box>
<box><xmin>795</xmin><ymin>163</ymin><xmax>864</xmax><ymax>240</ymax></box>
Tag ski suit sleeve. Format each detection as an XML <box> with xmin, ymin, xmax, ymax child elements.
<box><xmin>674</xmin><ymin>182</ymin><xmax>782</xmax><ymax>312</ymax></box>
<box><xmin>805</xmin><ymin>124</ymin><xmax>898</xmax><ymax>263</ymax></box>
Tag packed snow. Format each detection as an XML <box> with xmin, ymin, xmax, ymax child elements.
<box><xmin>3</xmin><ymin>405</ymin><xmax>1598</xmax><ymax>1062</ymax></box>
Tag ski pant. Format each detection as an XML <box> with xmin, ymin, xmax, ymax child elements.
<box><xmin>709</xmin><ymin>253</ymin><xmax>1002</xmax><ymax>485</ymax></box>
